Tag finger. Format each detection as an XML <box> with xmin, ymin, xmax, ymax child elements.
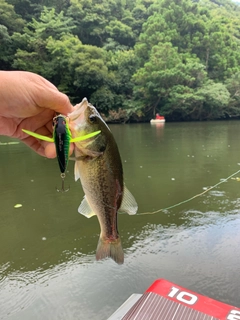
<box><xmin>0</xmin><ymin>117</ymin><xmax>21</xmax><ymax>137</ymax></box>
<box><xmin>39</xmin><ymin>89</ymin><xmax>74</xmax><ymax>115</ymax></box>
<box><xmin>69</xmin><ymin>143</ymin><xmax>74</xmax><ymax>156</ymax></box>
<box><xmin>31</xmin><ymin>75</ymin><xmax>74</xmax><ymax>114</ymax></box>
<box><xmin>44</xmin><ymin>143</ymin><xmax>57</xmax><ymax>158</ymax></box>
<box><xmin>44</xmin><ymin>141</ymin><xmax>74</xmax><ymax>158</ymax></box>
<box><xmin>21</xmin><ymin>131</ymin><xmax>74</xmax><ymax>159</ymax></box>
<box><xmin>21</xmin><ymin>136</ymin><xmax>49</xmax><ymax>157</ymax></box>
<box><xmin>18</xmin><ymin>110</ymin><xmax>54</xmax><ymax>139</ymax></box>
<box><xmin>22</xmin><ymin>136</ymin><xmax>57</xmax><ymax>158</ymax></box>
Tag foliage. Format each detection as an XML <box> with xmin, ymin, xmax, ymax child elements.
<box><xmin>0</xmin><ymin>0</ymin><xmax>24</xmax><ymax>68</ymax></box>
<box><xmin>0</xmin><ymin>0</ymin><xmax>24</xmax><ymax>34</ymax></box>
<box><xmin>12</xmin><ymin>7</ymin><xmax>75</xmax><ymax>74</ymax></box>
<box><xmin>1</xmin><ymin>0</ymin><xmax>240</xmax><ymax>121</ymax></box>
<box><xmin>132</xmin><ymin>0</ymin><xmax>240</xmax><ymax>120</ymax></box>
<box><xmin>66</xmin><ymin>0</ymin><xmax>152</xmax><ymax>48</ymax></box>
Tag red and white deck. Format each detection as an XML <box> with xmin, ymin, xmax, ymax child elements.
<box><xmin>108</xmin><ymin>279</ymin><xmax>240</xmax><ymax>320</ymax></box>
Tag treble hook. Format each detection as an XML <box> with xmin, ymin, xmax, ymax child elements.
<box><xmin>56</xmin><ymin>173</ymin><xmax>70</xmax><ymax>192</ymax></box>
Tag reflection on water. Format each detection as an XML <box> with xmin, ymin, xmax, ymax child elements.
<box><xmin>1</xmin><ymin>121</ymin><xmax>240</xmax><ymax>319</ymax></box>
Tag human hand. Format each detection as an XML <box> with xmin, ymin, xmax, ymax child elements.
<box><xmin>0</xmin><ymin>71</ymin><xmax>74</xmax><ymax>158</ymax></box>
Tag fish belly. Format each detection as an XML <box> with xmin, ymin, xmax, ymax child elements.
<box><xmin>78</xmin><ymin>154</ymin><xmax>124</xmax><ymax>264</ymax></box>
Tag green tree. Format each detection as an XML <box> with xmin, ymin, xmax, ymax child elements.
<box><xmin>12</xmin><ymin>7</ymin><xmax>75</xmax><ymax>74</ymax></box>
<box><xmin>2</xmin><ymin>0</ymin><xmax>240</xmax><ymax>120</ymax></box>
<box><xmin>67</xmin><ymin>0</ymin><xmax>121</xmax><ymax>47</ymax></box>
<box><xmin>8</xmin><ymin>0</ymin><xmax>71</xmax><ymax>21</ymax></box>
<box><xmin>0</xmin><ymin>0</ymin><xmax>24</xmax><ymax>34</ymax></box>
<box><xmin>67</xmin><ymin>0</ymin><xmax>153</xmax><ymax>49</ymax></box>
<box><xmin>132</xmin><ymin>0</ymin><xmax>240</xmax><ymax>120</ymax></box>
<box><xmin>0</xmin><ymin>25</ymin><xmax>12</xmax><ymax>69</ymax></box>
<box><xmin>92</xmin><ymin>49</ymin><xmax>138</xmax><ymax>112</ymax></box>
<box><xmin>225</xmin><ymin>72</ymin><xmax>240</xmax><ymax>117</ymax></box>
<box><xmin>136</xmin><ymin>0</ymin><xmax>240</xmax><ymax>79</ymax></box>
<box><xmin>46</xmin><ymin>34</ymin><xmax>112</xmax><ymax>107</ymax></box>
<box><xmin>26</xmin><ymin>6</ymin><xmax>75</xmax><ymax>40</ymax></box>
<box><xmin>133</xmin><ymin>42</ymin><xmax>208</xmax><ymax>118</ymax></box>
<box><xmin>0</xmin><ymin>0</ymin><xmax>24</xmax><ymax>69</ymax></box>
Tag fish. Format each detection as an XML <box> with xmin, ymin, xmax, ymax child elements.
<box><xmin>68</xmin><ymin>98</ymin><xmax>138</xmax><ymax>264</ymax></box>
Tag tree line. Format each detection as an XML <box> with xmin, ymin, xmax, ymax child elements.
<box><xmin>1</xmin><ymin>0</ymin><xmax>240</xmax><ymax>122</ymax></box>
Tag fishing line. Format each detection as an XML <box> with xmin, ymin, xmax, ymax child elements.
<box><xmin>138</xmin><ymin>169</ymin><xmax>240</xmax><ymax>215</ymax></box>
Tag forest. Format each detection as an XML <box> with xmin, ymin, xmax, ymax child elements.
<box><xmin>1</xmin><ymin>0</ymin><xmax>240</xmax><ymax>122</ymax></box>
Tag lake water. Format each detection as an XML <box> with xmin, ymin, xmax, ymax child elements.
<box><xmin>1</xmin><ymin>121</ymin><xmax>240</xmax><ymax>319</ymax></box>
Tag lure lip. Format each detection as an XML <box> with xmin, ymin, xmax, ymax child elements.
<box><xmin>53</xmin><ymin>114</ymin><xmax>66</xmax><ymax>120</ymax></box>
<box><xmin>53</xmin><ymin>114</ymin><xmax>68</xmax><ymax>125</ymax></box>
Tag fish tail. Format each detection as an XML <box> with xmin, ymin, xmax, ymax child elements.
<box><xmin>96</xmin><ymin>237</ymin><xmax>124</xmax><ymax>265</ymax></box>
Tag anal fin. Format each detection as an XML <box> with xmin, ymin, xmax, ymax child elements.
<box><xmin>78</xmin><ymin>195</ymin><xmax>96</xmax><ymax>218</ymax></box>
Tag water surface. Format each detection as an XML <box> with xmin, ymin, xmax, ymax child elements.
<box><xmin>1</xmin><ymin>121</ymin><xmax>240</xmax><ymax>319</ymax></box>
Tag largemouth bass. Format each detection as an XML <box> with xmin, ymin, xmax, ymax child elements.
<box><xmin>68</xmin><ymin>98</ymin><xmax>138</xmax><ymax>264</ymax></box>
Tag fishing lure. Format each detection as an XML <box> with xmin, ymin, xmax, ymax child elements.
<box><xmin>22</xmin><ymin>114</ymin><xmax>101</xmax><ymax>192</ymax></box>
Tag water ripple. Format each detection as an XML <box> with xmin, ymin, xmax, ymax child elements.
<box><xmin>0</xmin><ymin>272</ymin><xmax>37</xmax><ymax>319</ymax></box>
<box><xmin>0</xmin><ymin>254</ymin><xmax>97</xmax><ymax>319</ymax></box>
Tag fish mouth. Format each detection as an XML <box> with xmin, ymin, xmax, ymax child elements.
<box><xmin>68</xmin><ymin>108</ymin><xmax>85</xmax><ymax>122</ymax></box>
<box><xmin>68</xmin><ymin>98</ymin><xmax>89</xmax><ymax>122</ymax></box>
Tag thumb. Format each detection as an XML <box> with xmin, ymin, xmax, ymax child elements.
<box><xmin>27</xmin><ymin>72</ymin><xmax>74</xmax><ymax>114</ymax></box>
<box><xmin>38</xmin><ymin>88</ymin><xmax>74</xmax><ymax>115</ymax></box>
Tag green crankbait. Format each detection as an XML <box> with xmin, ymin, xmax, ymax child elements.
<box><xmin>22</xmin><ymin>114</ymin><xmax>101</xmax><ymax>192</ymax></box>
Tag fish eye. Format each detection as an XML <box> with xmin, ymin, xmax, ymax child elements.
<box><xmin>89</xmin><ymin>115</ymin><xmax>97</xmax><ymax>123</ymax></box>
<box><xmin>99</xmin><ymin>145</ymin><xmax>106</xmax><ymax>152</ymax></box>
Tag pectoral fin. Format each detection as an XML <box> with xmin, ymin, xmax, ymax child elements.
<box><xmin>70</xmin><ymin>130</ymin><xmax>101</xmax><ymax>142</ymax></box>
<box><xmin>75</xmin><ymin>149</ymin><xmax>103</xmax><ymax>160</ymax></box>
<box><xmin>22</xmin><ymin>129</ymin><xmax>54</xmax><ymax>142</ymax></box>
<box><xmin>74</xmin><ymin>161</ymin><xmax>81</xmax><ymax>181</ymax></box>
<box><xmin>119</xmin><ymin>185</ymin><xmax>138</xmax><ymax>215</ymax></box>
<box><xmin>78</xmin><ymin>195</ymin><xmax>96</xmax><ymax>218</ymax></box>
